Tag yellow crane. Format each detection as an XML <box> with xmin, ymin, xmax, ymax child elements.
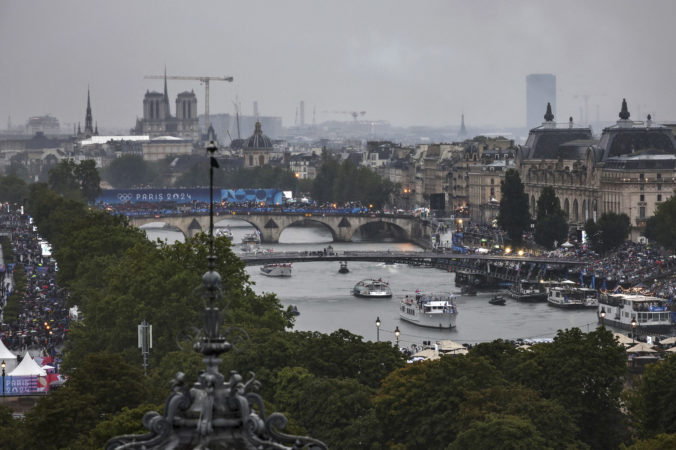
<box><xmin>144</xmin><ymin>74</ymin><xmax>234</xmax><ymax>130</ymax></box>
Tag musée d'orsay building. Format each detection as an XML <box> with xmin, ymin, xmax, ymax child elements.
<box><xmin>516</xmin><ymin>100</ymin><xmax>676</xmax><ymax>240</ymax></box>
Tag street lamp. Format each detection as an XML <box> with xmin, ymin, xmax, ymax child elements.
<box><xmin>375</xmin><ymin>317</ymin><xmax>381</xmax><ymax>342</ymax></box>
<box><xmin>599</xmin><ymin>310</ymin><xmax>606</xmax><ymax>327</ymax></box>
<box><xmin>1</xmin><ymin>360</ymin><xmax>5</xmax><ymax>396</ymax></box>
<box><xmin>394</xmin><ymin>326</ymin><xmax>400</xmax><ymax>347</ymax></box>
<box><xmin>631</xmin><ymin>317</ymin><xmax>637</xmax><ymax>344</ymax></box>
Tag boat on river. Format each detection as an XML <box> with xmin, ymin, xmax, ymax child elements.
<box><xmin>547</xmin><ymin>281</ymin><xmax>598</xmax><ymax>309</ymax></box>
<box><xmin>598</xmin><ymin>292</ymin><xmax>676</xmax><ymax>333</ymax></box>
<box><xmin>508</xmin><ymin>279</ymin><xmax>547</xmax><ymax>302</ymax></box>
<box><xmin>461</xmin><ymin>285</ymin><xmax>477</xmax><ymax>296</ymax></box>
<box><xmin>260</xmin><ymin>263</ymin><xmax>292</xmax><ymax>277</ymax></box>
<box><xmin>338</xmin><ymin>261</ymin><xmax>349</xmax><ymax>274</ymax></box>
<box><xmin>240</xmin><ymin>233</ymin><xmax>261</xmax><ymax>252</ymax></box>
<box><xmin>352</xmin><ymin>279</ymin><xmax>392</xmax><ymax>298</ymax></box>
<box><xmin>215</xmin><ymin>227</ymin><xmax>233</xmax><ymax>240</ymax></box>
<box><xmin>489</xmin><ymin>295</ymin><xmax>506</xmax><ymax>306</ymax></box>
<box><xmin>400</xmin><ymin>292</ymin><xmax>457</xmax><ymax>328</ymax></box>
<box><xmin>241</xmin><ymin>232</ymin><xmax>261</xmax><ymax>244</ymax></box>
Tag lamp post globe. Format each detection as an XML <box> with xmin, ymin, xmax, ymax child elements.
<box><xmin>1</xmin><ymin>360</ymin><xmax>5</xmax><ymax>397</ymax></box>
<box><xmin>631</xmin><ymin>317</ymin><xmax>637</xmax><ymax>343</ymax></box>
<box><xmin>600</xmin><ymin>310</ymin><xmax>606</xmax><ymax>327</ymax></box>
<box><xmin>375</xmin><ymin>317</ymin><xmax>381</xmax><ymax>342</ymax></box>
<box><xmin>394</xmin><ymin>326</ymin><xmax>400</xmax><ymax>347</ymax></box>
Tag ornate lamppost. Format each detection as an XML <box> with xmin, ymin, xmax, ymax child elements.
<box><xmin>375</xmin><ymin>317</ymin><xmax>381</xmax><ymax>342</ymax></box>
<box><xmin>631</xmin><ymin>317</ymin><xmax>637</xmax><ymax>344</ymax></box>
<box><xmin>394</xmin><ymin>326</ymin><xmax>400</xmax><ymax>347</ymax></box>
<box><xmin>1</xmin><ymin>360</ymin><xmax>5</xmax><ymax>397</ymax></box>
<box><xmin>600</xmin><ymin>310</ymin><xmax>606</xmax><ymax>328</ymax></box>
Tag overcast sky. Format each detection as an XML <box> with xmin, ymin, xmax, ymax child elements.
<box><xmin>1</xmin><ymin>0</ymin><xmax>675</xmax><ymax>131</ymax></box>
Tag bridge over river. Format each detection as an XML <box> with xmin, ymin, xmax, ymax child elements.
<box><xmin>240</xmin><ymin>250</ymin><xmax>587</xmax><ymax>283</ymax></box>
<box><xmin>128</xmin><ymin>211</ymin><xmax>430</xmax><ymax>244</ymax></box>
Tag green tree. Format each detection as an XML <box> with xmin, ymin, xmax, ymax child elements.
<box><xmin>588</xmin><ymin>212</ymin><xmax>631</xmax><ymax>253</ymax></box>
<box><xmin>21</xmin><ymin>353</ymin><xmax>151</xmax><ymax>450</ymax></box>
<box><xmin>74</xmin><ymin>159</ymin><xmax>102</xmax><ymax>202</ymax></box>
<box><xmin>497</xmin><ymin>169</ymin><xmax>530</xmax><ymax>243</ymax></box>
<box><xmin>627</xmin><ymin>355</ymin><xmax>676</xmax><ymax>438</ymax></box>
<box><xmin>584</xmin><ymin>219</ymin><xmax>602</xmax><ymax>250</ymax></box>
<box><xmin>516</xmin><ymin>327</ymin><xmax>629</xmax><ymax>449</ymax></box>
<box><xmin>103</xmin><ymin>154</ymin><xmax>158</xmax><ymax>188</ymax></box>
<box><xmin>623</xmin><ymin>434</ymin><xmax>676</xmax><ymax>450</ymax></box>
<box><xmin>448</xmin><ymin>415</ymin><xmax>548</xmax><ymax>450</ymax></box>
<box><xmin>0</xmin><ymin>174</ymin><xmax>28</xmax><ymax>204</ymax></box>
<box><xmin>534</xmin><ymin>186</ymin><xmax>568</xmax><ymax>249</ymax></box>
<box><xmin>48</xmin><ymin>159</ymin><xmax>82</xmax><ymax>201</ymax></box>
<box><xmin>372</xmin><ymin>356</ymin><xmax>504</xmax><ymax>448</ymax></box>
<box><xmin>644</xmin><ymin>195</ymin><xmax>676</xmax><ymax>251</ymax></box>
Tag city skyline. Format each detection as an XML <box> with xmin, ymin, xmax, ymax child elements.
<box><xmin>1</xmin><ymin>0</ymin><xmax>675</xmax><ymax>131</ymax></box>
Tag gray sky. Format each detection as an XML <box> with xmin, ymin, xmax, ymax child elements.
<box><xmin>2</xmin><ymin>0</ymin><xmax>675</xmax><ymax>131</ymax></box>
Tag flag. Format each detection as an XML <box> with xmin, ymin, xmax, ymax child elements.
<box><xmin>580</xmin><ymin>272</ymin><xmax>584</xmax><ymax>286</ymax></box>
<box><xmin>592</xmin><ymin>275</ymin><xmax>596</xmax><ymax>290</ymax></box>
<box><xmin>602</xmin><ymin>279</ymin><xmax>607</xmax><ymax>291</ymax></box>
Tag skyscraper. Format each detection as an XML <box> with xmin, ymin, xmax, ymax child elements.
<box><xmin>526</xmin><ymin>74</ymin><xmax>556</xmax><ymax>130</ymax></box>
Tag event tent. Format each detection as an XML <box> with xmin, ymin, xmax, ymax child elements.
<box><xmin>0</xmin><ymin>340</ymin><xmax>17</xmax><ymax>372</ymax></box>
<box><xmin>8</xmin><ymin>353</ymin><xmax>46</xmax><ymax>376</ymax></box>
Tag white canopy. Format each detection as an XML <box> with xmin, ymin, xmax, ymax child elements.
<box><xmin>660</xmin><ymin>336</ymin><xmax>676</xmax><ymax>346</ymax></box>
<box><xmin>626</xmin><ymin>342</ymin><xmax>657</xmax><ymax>354</ymax></box>
<box><xmin>8</xmin><ymin>354</ymin><xmax>46</xmax><ymax>376</ymax></box>
<box><xmin>0</xmin><ymin>340</ymin><xmax>17</xmax><ymax>360</ymax></box>
<box><xmin>613</xmin><ymin>333</ymin><xmax>634</xmax><ymax>346</ymax></box>
<box><xmin>561</xmin><ymin>241</ymin><xmax>574</xmax><ymax>248</ymax></box>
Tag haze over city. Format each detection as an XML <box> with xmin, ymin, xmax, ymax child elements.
<box><xmin>1</xmin><ymin>0</ymin><xmax>675</xmax><ymax>131</ymax></box>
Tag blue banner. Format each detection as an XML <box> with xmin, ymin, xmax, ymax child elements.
<box><xmin>220</xmin><ymin>189</ymin><xmax>285</xmax><ymax>205</ymax></box>
<box><xmin>97</xmin><ymin>188</ymin><xmax>211</xmax><ymax>204</ymax></box>
<box><xmin>3</xmin><ymin>375</ymin><xmax>47</xmax><ymax>395</ymax></box>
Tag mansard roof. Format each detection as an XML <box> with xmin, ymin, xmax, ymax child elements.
<box><xmin>522</xmin><ymin>126</ymin><xmax>594</xmax><ymax>159</ymax></box>
<box><xmin>597</xmin><ymin>124</ymin><xmax>676</xmax><ymax>160</ymax></box>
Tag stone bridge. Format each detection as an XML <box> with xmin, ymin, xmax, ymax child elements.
<box><xmin>127</xmin><ymin>212</ymin><xmax>430</xmax><ymax>243</ymax></box>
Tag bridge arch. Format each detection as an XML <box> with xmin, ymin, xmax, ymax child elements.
<box><xmin>278</xmin><ymin>218</ymin><xmax>338</xmax><ymax>242</ymax></box>
<box><xmin>352</xmin><ymin>219</ymin><xmax>409</xmax><ymax>242</ymax></box>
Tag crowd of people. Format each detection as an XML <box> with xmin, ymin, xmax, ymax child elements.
<box><xmin>0</xmin><ymin>209</ymin><xmax>68</xmax><ymax>364</ymax></box>
<box><xmin>95</xmin><ymin>199</ymin><xmax>393</xmax><ymax>218</ymax></box>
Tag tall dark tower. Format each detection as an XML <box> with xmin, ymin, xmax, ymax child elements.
<box><xmin>84</xmin><ymin>87</ymin><xmax>94</xmax><ymax>135</ymax></box>
<box><xmin>459</xmin><ymin>113</ymin><xmax>467</xmax><ymax>138</ymax></box>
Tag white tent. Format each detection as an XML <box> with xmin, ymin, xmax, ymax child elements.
<box><xmin>8</xmin><ymin>353</ymin><xmax>46</xmax><ymax>376</ymax></box>
<box><xmin>660</xmin><ymin>336</ymin><xmax>676</xmax><ymax>346</ymax></box>
<box><xmin>626</xmin><ymin>342</ymin><xmax>657</xmax><ymax>354</ymax></box>
<box><xmin>0</xmin><ymin>340</ymin><xmax>17</xmax><ymax>372</ymax></box>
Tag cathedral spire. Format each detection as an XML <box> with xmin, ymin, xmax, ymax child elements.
<box><xmin>85</xmin><ymin>86</ymin><xmax>94</xmax><ymax>135</ymax></box>
<box><xmin>163</xmin><ymin>66</ymin><xmax>171</xmax><ymax>116</ymax></box>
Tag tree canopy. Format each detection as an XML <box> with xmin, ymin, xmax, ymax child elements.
<box><xmin>497</xmin><ymin>169</ymin><xmax>530</xmax><ymax>244</ymax></box>
<box><xmin>534</xmin><ymin>186</ymin><xmax>568</xmax><ymax>249</ymax></box>
<box><xmin>48</xmin><ymin>158</ymin><xmax>101</xmax><ymax>202</ymax></box>
<box><xmin>585</xmin><ymin>212</ymin><xmax>631</xmax><ymax>253</ymax></box>
<box><xmin>645</xmin><ymin>195</ymin><xmax>676</xmax><ymax>251</ymax></box>
<box><xmin>102</xmin><ymin>154</ymin><xmax>160</xmax><ymax>188</ymax></box>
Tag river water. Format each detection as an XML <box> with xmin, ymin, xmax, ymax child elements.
<box><xmin>144</xmin><ymin>219</ymin><xmax>598</xmax><ymax>349</ymax></box>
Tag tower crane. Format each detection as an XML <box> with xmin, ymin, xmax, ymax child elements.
<box><xmin>572</xmin><ymin>92</ymin><xmax>605</xmax><ymax>124</ymax></box>
<box><xmin>144</xmin><ymin>74</ymin><xmax>234</xmax><ymax>130</ymax></box>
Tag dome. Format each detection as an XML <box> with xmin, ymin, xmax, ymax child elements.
<box><xmin>244</xmin><ymin>121</ymin><xmax>273</xmax><ymax>149</ymax></box>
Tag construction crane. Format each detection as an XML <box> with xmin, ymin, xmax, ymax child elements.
<box><xmin>144</xmin><ymin>74</ymin><xmax>234</xmax><ymax>130</ymax></box>
<box><xmin>321</xmin><ymin>110</ymin><xmax>366</xmax><ymax>121</ymax></box>
<box><xmin>572</xmin><ymin>92</ymin><xmax>605</xmax><ymax>124</ymax></box>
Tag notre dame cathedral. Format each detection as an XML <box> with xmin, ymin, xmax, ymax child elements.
<box><xmin>131</xmin><ymin>73</ymin><xmax>199</xmax><ymax>141</ymax></box>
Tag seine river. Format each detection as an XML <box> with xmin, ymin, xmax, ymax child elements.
<box><xmin>145</xmin><ymin>219</ymin><xmax>598</xmax><ymax>350</ymax></box>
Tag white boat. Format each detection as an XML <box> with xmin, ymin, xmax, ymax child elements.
<box><xmin>240</xmin><ymin>232</ymin><xmax>261</xmax><ymax>252</ymax></box>
<box><xmin>352</xmin><ymin>279</ymin><xmax>392</xmax><ymax>298</ymax></box>
<box><xmin>400</xmin><ymin>292</ymin><xmax>457</xmax><ymax>329</ymax></box>
<box><xmin>598</xmin><ymin>292</ymin><xmax>676</xmax><ymax>333</ymax></box>
<box><xmin>547</xmin><ymin>281</ymin><xmax>599</xmax><ymax>309</ymax></box>
<box><xmin>215</xmin><ymin>227</ymin><xmax>233</xmax><ymax>240</ymax></box>
<box><xmin>260</xmin><ymin>263</ymin><xmax>292</xmax><ymax>277</ymax></box>
<box><xmin>241</xmin><ymin>232</ymin><xmax>261</xmax><ymax>245</ymax></box>
<box><xmin>508</xmin><ymin>279</ymin><xmax>547</xmax><ymax>302</ymax></box>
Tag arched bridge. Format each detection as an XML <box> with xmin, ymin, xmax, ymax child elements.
<box><xmin>127</xmin><ymin>212</ymin><xmax>430</xmax><ymax>243</ymax></box>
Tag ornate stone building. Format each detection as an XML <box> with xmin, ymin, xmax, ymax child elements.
<box><xmin>132</xmin><ymin>74</ymin><xmax>199</xmax><ymax>140</ymax></box>
<box><xmin>517</xmin><ymin>100</ymin><xmax>676</xmax><ymax>240</ymax></box>
<box><xmin>243</xmin><ymin>121</ymin><xmax>274</xmax><ymax>168</ymax></box>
